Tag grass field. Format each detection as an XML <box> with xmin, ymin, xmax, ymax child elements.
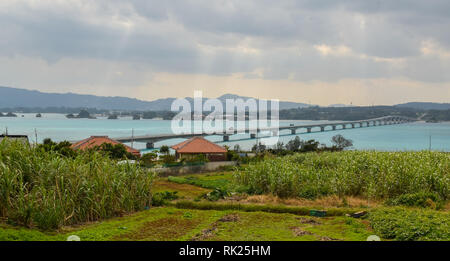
<box><xmin>0</xmin><ymin>207</ymin><xmax>375</xmax><ymax>241</ymax></box>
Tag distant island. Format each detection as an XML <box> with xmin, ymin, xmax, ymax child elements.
<box><xmin>66</xmin><ymin>110</ymin><xmax>96</xmax><ymax>119</ymax></box>
<box><xmin>0</xmin><ymin>86</ymin><xmax>449</xmax><ymax>122</ymax></box>
<box><xmin>0</xmin><ymin>112</ymin><xmax>17</xmax><ymax>117</ymax></box>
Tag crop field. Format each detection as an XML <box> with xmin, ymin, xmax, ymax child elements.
<box><xmin>0</xmin><ymin>140</ymin><xmax>155</xmax><ymax>230</ymax></box>
<box><xmin>0</xmin><ymin>142</ymin><xmax>449</xmax><ymax>241</ymax></box>
<box><xmin>235</xmin><ymin>151</ymin><xmax>449</xmax><ymax>201</ymax></box>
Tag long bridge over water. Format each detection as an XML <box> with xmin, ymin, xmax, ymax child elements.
<box><xmin>115</xmin><ymin>115</ymin><xmax>416</xmax><ymax>149</ymax></box>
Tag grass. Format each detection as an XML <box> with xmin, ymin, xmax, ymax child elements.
<box><xmin>153</xmin><ymin>179</ymin><xmax>211</xmax><ymax>200</ymax></box>
<box><xmin>0</xmin><ymin>207</ymin><xmax>375</xmax><ymax>241</ymax></box>
<box><xmin>0</xmin><ymin>140</ymin><xmax>155</xmax><ymax>230</ymax></box>
<box><xmin>173</xmin><ymin>201</ymin><xmax>361</xmax><ymax>217</ymax></box>
<box><xmin>235</xmin><ymin>151</ymin><xmax>450</xmax><ymax>200</ymax></box>
<box><xmin>167</xmin><ymin>171</ymin><xmax>235</xmax><ymax>191</ymax></box>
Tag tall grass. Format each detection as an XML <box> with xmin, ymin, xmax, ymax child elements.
<box><xmin>0</xmin><ymin>140</ymin><xmax>155</xmax><ymax>230</ymax></box>
<box><xmin>234</xmin><ymin>151</ymin><xmax>449</xmax><ymax>200</ymax></box>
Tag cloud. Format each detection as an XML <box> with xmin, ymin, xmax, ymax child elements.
<box><xmin>0</xmin><ymin>0</ymin><xmax>449</xmax><ymax>104</ymax></box>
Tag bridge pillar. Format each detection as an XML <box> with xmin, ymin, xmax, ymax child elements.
<box><xmin>332</xmin><ymin>125</ymin><xmax>336</xmax><ymax>130</ymax></box>
<box><xmin>351</xmin><ymin>124</ymin><xmax>355</xmax><ymax>128</ymax></box>
<box><xmin>307</xmin><ymin>128</ymin><xmax>312</xmax><ymax>133</ymax></box>
<box><xmin>223</xmin><ymin>135</ymin><xmax>230</xmax><ymax>142</ymax></box>
<box><xmin>320</xmin><ymin>127</ymin><xmax>325</xmax><ymax>132</ymax></box>
<box><xmin>250</xmin><ymin>133</ymin><xmax>256</xmax><ymax>139</ymax></box>
<box><xmin>146</xmin><ymin>142</ymin><xmax>154</xmax><ymax>149</ymax></box>
<box><xmin>342</xmin><ymin>124</ymin><xmax>346</xmax><ymax>129</ymax></box>
<box><xmin>291</xmin><ymin>129</ymin><xmax>296</xmax><ymax>135</ymax></box>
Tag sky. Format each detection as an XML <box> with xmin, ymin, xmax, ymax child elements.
<box><xmin>0</xmin><ymin>0</ymin><xmax>449</xmax><ymax>106</ymax></box>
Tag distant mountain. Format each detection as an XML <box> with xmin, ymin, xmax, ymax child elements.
<box><xmin>395</xmin><ymin>102</ymin><xmax>450</xmax><ymax>110</ymax></box>
<box><xmin>216</xmin><ymin>94</ymin><xmax>311</xmax><ymax>110</ymax></box>
<box><xmin>0</xmin><ymin>86</ymin><xmax>310</xmax><ymax>111</ymax></box>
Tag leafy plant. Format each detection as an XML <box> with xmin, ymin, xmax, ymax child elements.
<box><xmin>151</xmin><ymin>191</ymin><xmax>179</xmax><ymax>206</ymax></box>
<box><xmin>0</xmin><ymin>140</ymin><xmax>155</xmax><ymax>230</ymax></box>
<box><xmin>369</xmin><ymin>207</ymin><xmax>450</xmax><ymax>241</ymax></box>
<box><xmin>385</xmin><ymin>192</ymin><xmax>444</xmax><ymax>209</ymax></box>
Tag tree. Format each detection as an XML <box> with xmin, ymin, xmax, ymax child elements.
<box><xmin>252</xmin><ymin>142</ymin><xmax>266</xmax><ymax>153</ymax></box>
<box><xmin>141</xmin><ymin>152</ymin><xmax>158</xmax><ymax>167</ymax></box>
<box><xmin>160</xmin><ymin>145</ymin><xmax>170</xmax><ymax>155</ymax></box>
<box><xmin>38</xmin><ymin>138</ymin><xmax>77</xmax><ymax>158</ymax></box>
<box><xmin>275</xmin><ymin>141</ymin><xmax>284</xmax><ymax>152</ymax></box>
<box><xmin>286</xmin><ymin>136</ymin><xmax>301</xmax><ymax>151</ymax></box>
<box><xmin>96</xmin><ymin>143</ymin><xmax>135</xmax><ymax>159</ymax></box>
<box><xmin>300</xmin><ymin>139</ymin><xmax>320</xmax><ymax>152</ymax></box>
<box><xmin>331</xmin><ymin>135</ymin><xmax>353</xmax><ymax>150</ymax></box>
<box><xmin>233</xmin><ymin>144</ymin><xmax>241</xmax><ymax>152</ymax></box>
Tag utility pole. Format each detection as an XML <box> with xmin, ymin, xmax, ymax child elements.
<box><xmin>131</xmin><ymin>128</ymin><xmax>134</xmax><ymax>149</ymax></box>
<box><xmin>34</xmin><ymin>128</ymin><xmax>38</xmax><ymax>145</ymax></box>
<box><xmin>429</xmin><ymin>135</ymin><xmax>432</xmax><ymax>151</ymax></box>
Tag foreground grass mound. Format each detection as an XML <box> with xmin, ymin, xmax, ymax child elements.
<box><xmin>369</xmin><ymin>207</ymin><xmax>450</xmax><ymax>241</ymax></box>
<box><xmin>235</xmin><ymin>151</ymin><xmax>449</xmax><ymax>200</ymax></box>
<box><xmin>0</xmin><ymin>140</ymin><xmax>155</xmax><ymax>230</ymax></box>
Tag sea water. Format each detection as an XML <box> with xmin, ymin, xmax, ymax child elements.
<box><xmin>1</xmin><ymin>113</ymin><xmax>449</xmax><ymax>152</ymax></box>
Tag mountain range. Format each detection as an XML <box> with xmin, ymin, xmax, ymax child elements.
<box><xmin>0</xmin><ymin>86</ymin><xmax>310</xmax><ymax>111</ymax></box>
<box><xmin>0</xmin><ymin>86</ymin><xmax>449</xmax><ymax>111</ymax></box>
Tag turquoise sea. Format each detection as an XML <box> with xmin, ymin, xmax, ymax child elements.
<box><xmin>1</xmin><ymin>113</ymin><xmax>449</xmax><ymax>152</ymax></box>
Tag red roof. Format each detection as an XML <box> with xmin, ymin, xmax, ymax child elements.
<box><xmin>171</xmin><ymin>137</ymin><xmax>227</xmax><ymax>154</ymax></box>
<box><xmin>71</xmin><ymin>136</ymin><xmax>140</xmax><ymax>156</ymax></box>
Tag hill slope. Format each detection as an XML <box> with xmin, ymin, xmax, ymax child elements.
<box><xmin>0</xmin><ymin>86</ymin><xmax>310</xmax><ymax>111</ymax></box>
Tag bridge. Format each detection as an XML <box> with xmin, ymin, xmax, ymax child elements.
<box><xmin>115</xmin><ymin>116</ymin><xmax>416</xmax><ymax>149</ymax></box>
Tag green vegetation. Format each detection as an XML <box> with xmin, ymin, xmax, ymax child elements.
<box><xmin>369</xmin><ymin>207</ymin><xmax>450</xmax><ymax>241</ymax></box>
<box><xmin>167</xmin><ymin>173</ymin><xmax>238</xmax><ymax>201</ymax></box>
<box><xmin>235</xmin><ymin>151</ymin><xmax>449</xmax><ymax>200</ymax></box>
<box><xmin>94</xmin><ymin>142</ymin><xmax>137</xmax><ymax>160</ymax></box>
<box><xmin>385</xmin><ymin>192</ymin><xmax>444</xmax><ymax>209</ymax></box>
<box><xmin>168</xmin><ymin>172</ymin><xmax>234</xmax><ymax>191</ymax></box>
<box><xmin>38</xmin><ymin>138</ymin><xmax>137</xmax><ymax>160</ymax></box>
<box><xmin>278</xmin><ymin>105</ymin><xmax>420</xmax><ymax>121</ymax></box>
<box><xmin>152</xmin><ymin>179</ymin><xmax>211</xmax><ymax>199</ymax></box>
<box><xmin>0</xmin><ymin>140</ymin><xmax>155</xmax><ymax>230</ymax></box>
<box><xmin>0</xmin><ymin>207</ymin><xmax>375</xmax><ymax>241</ymax></box>
<box><xmin>174</xmin><ymin>201</ymin><xmax>359</xmax><ymax>217</ymax></box>
<box><xmin>423</xmin><ymin>109</ymin><xmax>450</xmax><ymax>122</ymax></box>
<box><xmin>1</xmin><ymin>143</ymin><xmax>448</xmax><ymax>241</ymax></box>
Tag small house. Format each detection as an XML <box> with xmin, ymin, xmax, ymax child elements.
<box><xmin>171</xmin><ymin>137</ymin><xmax>228</xmax><ymax>161</ymax></box>
<box><xmin>71</xmin><ymin>136</ymin><xmax>141</xmax><ymax>157</ymax></box>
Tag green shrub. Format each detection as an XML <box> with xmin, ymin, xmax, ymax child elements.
<box><xmin>369</xmin><ymin>207</ymin><xmax>450</xmax><ymax>241</ymax></box>
<box><xmin>204</xmin><ymin>188</ymin><xmax>231</xmax><ymax>201</ymax></box>
<box><xmin>385</xmin><ymin>192</ymin><xmax>444</xmax><ymax>209</ymax></box>
<box><xmin>151</xmin><ymin>191</ymin><xmax>179</xmax><ymax>206</ymax></box>
<box><xmin>0</xmin><ymin>140</ymin><xmax>155</xmax><ymax>230</ymax></box>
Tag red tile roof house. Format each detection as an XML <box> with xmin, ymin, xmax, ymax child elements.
<box><xmin>71</xmin><ymin>136</ymin><xmax>141</xmax><ymax>157</ymax></box>
<box><xmin>171</xmin><ymin>137</ymin><xmax>228</xmax><ymax>162</ymax></box>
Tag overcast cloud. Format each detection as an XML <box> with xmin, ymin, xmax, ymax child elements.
<box><xmin>0</xmin><ymin>0</ymin><xmax>449</xmax><ymax>105</ymax></box>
